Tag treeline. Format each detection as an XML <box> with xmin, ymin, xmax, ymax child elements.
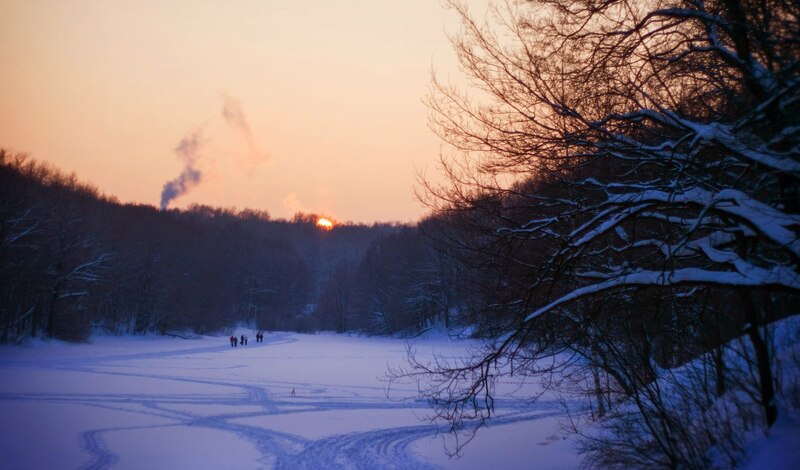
<box><xmin>0</xmin><ymin>150</ymin><xmax>466</xmax><ymax>342</ymax></box>
<box><xmin>314</xmin><ymin>222</ymin><xmax>469</xmax><ymax>334</ymax></box>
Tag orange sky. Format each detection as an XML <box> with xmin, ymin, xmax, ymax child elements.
<box><xmin>0</xmin><ymin>1</ymin><xmax>475</xmax><ymax>223</ymax></box>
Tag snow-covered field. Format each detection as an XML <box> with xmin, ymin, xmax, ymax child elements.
<box><xmin>0</xmin><ymin>332</ymin><xmax>579</xmax><ymax>469</ymax></box>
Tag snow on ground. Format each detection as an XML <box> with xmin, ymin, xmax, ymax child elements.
<box><xmin>743</xmin><ymin>412</ymin><xmax>800</xmax><ymax>470</ymax></box>
<box><xmin>0</xmin><ymin>332</ymin><xmax>580</xmax><ymax>469</ymax></box>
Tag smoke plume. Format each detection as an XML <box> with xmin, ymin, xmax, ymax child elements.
<box><xmin>158</xmin><ymin>94</ymin><xmax>267</xmax><ymax>210</ymax></box>
<box><xmin>160</xmin><ymin>130</ymin><xmax>204</xmax><ymax>210</ymax></box>
<box><xmin>221</xmin><ymin>94</ymin><xmax>251</xmax><ymax>136</ymax></box>
<box><xmin>282</xmin><ymin>192</ymin><xmax>306</xmax><ymax>216</ymax></box>
<box><xmin>221</xmin><ymin>93</ymin><xmax>269</xmax><ymax>166</ymax></box>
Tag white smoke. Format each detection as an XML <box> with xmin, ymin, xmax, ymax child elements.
<box><xmin>158</xmin><ymin>94</ymin><xmax>268</xmax><ymax>210</ymax></box>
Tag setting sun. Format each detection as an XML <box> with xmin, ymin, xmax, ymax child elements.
<box><xmin>316</xmin><ymin>217</ymin><xmax>334</xmax><ymax>230</ymax></box>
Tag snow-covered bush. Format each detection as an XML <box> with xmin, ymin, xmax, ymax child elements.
<box><xmin>566</xmin><ymin>316</ymin><xmax>800</xmax><ymax>468</ymax></box>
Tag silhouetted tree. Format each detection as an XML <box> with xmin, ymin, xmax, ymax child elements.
<box><xmin>404</xmin><ymin>0</ymin><xmax>799</xmax><ymax>464</ymax></box>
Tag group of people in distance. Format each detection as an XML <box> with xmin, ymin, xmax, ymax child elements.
<box><xmin>229</xmin><ymin>331</ymin><xmax>265</xmax><ymax>347</ymax></box>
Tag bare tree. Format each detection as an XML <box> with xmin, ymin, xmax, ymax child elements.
<box><xmin>0</xmin><ymin>151</ymin><xmax>42</xmax><ymax>342</ymax></box>
<box><xmin>407</xmin><ymin>0</ymin><xmax>799</xmax><ymax>464</ymax></box>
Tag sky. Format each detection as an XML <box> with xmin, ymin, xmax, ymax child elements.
<box><xmin>0</xmin><ymin>0</ymin><xmax>473</xmax><ymax>223</ymax></box>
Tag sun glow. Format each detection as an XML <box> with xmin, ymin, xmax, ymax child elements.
<box><xmin>316</xmin><ymin>217</ymin><xmax>334</xmax><ymax>230</ymax></box>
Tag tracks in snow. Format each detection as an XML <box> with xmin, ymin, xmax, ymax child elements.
<box><xmin>1</xmin><ymin>334</ymin><xmax>564</xmax><ymax>469</ymax></box>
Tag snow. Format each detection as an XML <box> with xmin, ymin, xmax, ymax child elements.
<box><xmin>0</xmin><ymin>332</ymin><xmax>580</xmax><ymax>469</ymax></box>
<box><xmin>743</xmin><ymin>413</ymin><xmax>800</xmax><ymax>470</ymax></box>
<box><xmin>606</xmin><ymin>187</ymin><xmax>800</xmax><ymax>257</ymax></box>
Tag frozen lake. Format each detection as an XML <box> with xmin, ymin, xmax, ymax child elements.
<box><xmin>0</xmin><ymin>332</ymin><xmax>579</xmax><ymax>469</ymax></box>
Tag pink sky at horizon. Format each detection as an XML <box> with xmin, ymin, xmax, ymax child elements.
<box><xmin>0</xmin><ymin>1</ymin><xmax>478</xmax><ymax>224</ymax></box>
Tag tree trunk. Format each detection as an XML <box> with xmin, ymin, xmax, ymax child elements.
<box><xmin>590</xmin><ymin>333</ymin><xmax>606</xmax><ymax>418</ymax></box>
<box><xmin>46</xmin><ymin>284</ymin><xmax>60</xmax><ymax>338</ymax></box>
<box><xmin>741</xmin><ymin>290</ymin><xmax>777</xmax><ymax>427</ymax></box>
<box><xmin>713</xmin><ymin>345</ymin><xmax>726</xmax><ymax>398</ymax></box>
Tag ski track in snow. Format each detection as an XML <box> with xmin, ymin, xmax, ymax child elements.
<box><xmin>80</xmin><ymin>428</ymin><xmax>120</xmax><ymax>470</ymax></box>
<box><xmin>0</xmin><ymin>333</ymin><xmax>565</xmax><ymax>469</ymax></box>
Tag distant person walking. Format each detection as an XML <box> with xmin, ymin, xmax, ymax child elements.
<box><xmin>230</xmin><ymin>335</ymin><xmax>235</xmax><ymax>347</ymax></box>
<box><xmin>240</xmin><ymin>334</ymin><xmax>246</xmax><ymax>346</ymax></box>
<box><xmin>234</xmin><ymin>336</ymin><xmax>238</xmax><ymax>347</ymax></box>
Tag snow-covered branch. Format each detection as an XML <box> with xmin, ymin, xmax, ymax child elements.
<box><xmin>525</xmin><ymin>265</ymin><xmax>800</xmax><ymax>323</ymax></box>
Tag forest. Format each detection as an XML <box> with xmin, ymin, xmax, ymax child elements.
<box><xmin>0</xmin><ymin>150</ymin><xmax>468</xmax><ymax>342</ymax></box>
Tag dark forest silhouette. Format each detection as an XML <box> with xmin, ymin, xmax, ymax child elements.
<box><xmin>0</xmin><ymin>150</ymin><xmax>465</xmax><ymax>342</ymax></box>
